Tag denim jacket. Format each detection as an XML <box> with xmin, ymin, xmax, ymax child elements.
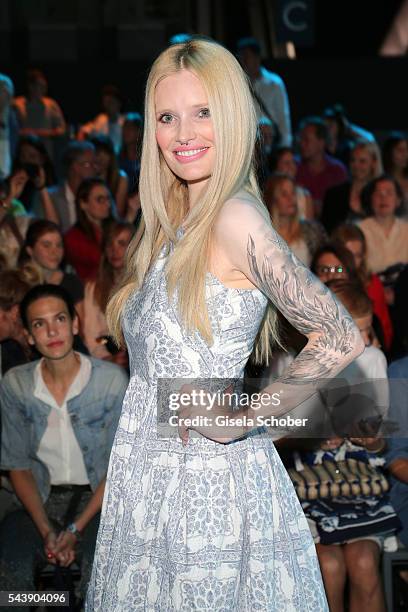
<box><xmin>0</xmin><ymin>356</ymin><xmax>128</xmax><ymax>504</ymax></box>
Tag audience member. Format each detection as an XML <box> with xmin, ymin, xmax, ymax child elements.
<box><xmin>0</xmin><ymin>284</ymin><xmax>128</xmax><ymax>605</ymax></box>
<box><xmin>13</xmin><ymin>69</ymin><xmax>66</xmax><ymax>161</ymax></box>
<box><xmin>64</xmin><ymin>177</ymin><xmax>112</xmax><ymax>283</ymax></box>
<box><xmin>296</xmin><ymin>116</ymin><xmax>348</xmax><ymax>215</ymax></box>
<box><xmin>14</xmin><ymin>134</ymin><xmax>56</xmax><ymax>183</ymax></box>
<box><xmin>47</xmin><ymin>141</ymin><xmax>97</xmax><ymax>233</ymax></box>
<box><xmin>359</xmin><ymin>175</ymin><xmax>408</xmax><ymax>278</ymax></box>
<box><xmin>323</xmin><ymin>103</ymin><xmax>376</xmax><ymax>165</ymax></box>
<box><xmin>322</xmin><ymin>141</ymin><xmax>382</xmax><ymax>233</ymax></box>
<box><xmin>119</xmin><ymin>112</ymin><xmax>142</xmax><ymax>196</ymax></box>
<box><xmin>255</xmin><ymin>116</ymin><xmax>276</xmax><ymax>189</ymax></box>
<box><xmin>90</xmin><ymin>135</ymin><xmax>128</xmax><ymax>218</ymax></box>
<box><xmin>237</xmin><ymin>37</ymin><xmax>292</xmax><ymax>147</ymax></box>
<box><xmin>312</xmin><ymin>241</ymin><xmax>386</xmax><ymax>349</ymax></box>
<box><xmin>0</xmin><ymin>74</ymin><xmax>19</xmax><ymax>179</ymax></box>
<box><xmin>78</xmin><ymin>84</ymin><xmax>125</xmax><ymax>155</ymax></box>
<box><xmin>83</xmin><ymin>221</ymin><xmax>134</xmax><ymax>360</ymax></box>
<box><xmin>382</xmin><ymin>132</ymin><xmax>408</xmax><ymax>215</ymax></box>
<box><xmin>269</xmin><ymin>147</ymin><xmax>313</xmax><ymax>219</ymax></box>
<box><xmin>264</xmin><ymin>173</ymin><xmax>326</xmax><ymax>266</ymax></box>
<box><xmin>19</xmin><ymin>220</ymin><xmax>84</xmax><ymax>311</ymax></box>
<box><xmin>311</xmin><ymin>241</ymin><xmax>359</xmax><ymax>284</ymax></box>
<box><xmin>0</xmin><ymin>269</ymin><xmax>37</xmax><ymax>376</ymax></box>
<box><xmin>332</xmin><ymin>223</ymin><xmax>393</xmax><ymax>352</ymax></box>
<box><xmin>13</xmin><ymin>134</ymin><xmax>56</xmax><ymax>217</ymax></box>
<box><xmin>0</xmin><ymin>173</ymin><xmax>31</xmax><ymax>268</ymax></box>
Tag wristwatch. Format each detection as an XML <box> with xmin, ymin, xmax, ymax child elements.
<box><xmin>66</xmin><ymin>522</ymin><xmax>82</xmax><ymax>540</ymax></box>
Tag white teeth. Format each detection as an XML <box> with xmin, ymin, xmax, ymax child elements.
<box><xmin>176</xmin><ymin>148</ymin><xmax>207</xmax><ymax>157</ymax></box>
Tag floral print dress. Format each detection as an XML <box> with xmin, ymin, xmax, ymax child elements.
<box><xmin>85</xmin><ymin>237</ymin><xmax>328</xmax><ymax>611</ymax></box>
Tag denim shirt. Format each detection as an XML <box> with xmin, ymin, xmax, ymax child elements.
<box><xmin>0</xmin><ymin>355</ymin><xmax>128</xmax><ymax>504</ymax></box>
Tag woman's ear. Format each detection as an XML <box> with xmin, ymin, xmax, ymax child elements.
<box><xmin>23</xmin><ymin>327</ymin><xmax>35</xmax><ymax>346</ymax></box>
<box><xmin>72</xmin><ymin>314</ymin><xmax>79</xmax><ymax>336</ymax></box>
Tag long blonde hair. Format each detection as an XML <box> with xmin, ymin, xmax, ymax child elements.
<box><xmin>351</xmin><ymin>140</ymin><xmax>383</xmax><ymax>178</ymax></box>
<box><xmin>107</xmin><ymin>39</ymin><xmax>278</xmax><ymax>363</ymax></box>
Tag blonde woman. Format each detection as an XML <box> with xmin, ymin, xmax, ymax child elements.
<box><xmin>86</xmin><ymin>40</ymin><xmax>363</xmax><ymax>611</ymax></box>
<box><xmin>265</xmin><ymin>173</ymin><xmax>326</xmax><ymax>266</ymax></box>
<box><xmin>322</xmin><ymin>141</ymin><xmax>382</xmax><ymax>233</ymax></box>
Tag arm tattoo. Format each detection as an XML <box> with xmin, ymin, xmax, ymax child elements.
<box><xmin>247</xmin><ymin>233</ymin><xmax>360</xmax><ymax>385</ymax></box>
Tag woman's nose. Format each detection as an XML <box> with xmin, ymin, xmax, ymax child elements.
<box><xmin>176</xmin><ymin>118</ymin><xmax>196</xmax><ymax>144</ymax></box>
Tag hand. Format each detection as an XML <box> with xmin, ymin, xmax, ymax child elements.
<box><xmin>9</xmin><ymin>169</ymin><xmax>29</xmax><ymax>200</ymax></box>
<box><xmin>53</xmin><ymin>531</ymin><xmax>77</xmax><ymax>567</ymax></box>
<box><xmin>43</xmin><ymin>530</ymin><xmax>59</xmax><ymax>565</ymax></box>
<box><xmin>176</xmin><ymin>384</ymin><xmax>245</xmax><ymax>445</ymax></box>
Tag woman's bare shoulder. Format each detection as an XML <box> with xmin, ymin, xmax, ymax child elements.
<box><xmin>214</xmin><ymin>191</ymin><xmax>271</xmax><ymax>239</ymax></box>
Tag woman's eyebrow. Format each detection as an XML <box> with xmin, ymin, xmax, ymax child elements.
<box><xmin>156</xmin><ymin>103</ymin><xmax>209</xmax><ymax>113</ymax></box>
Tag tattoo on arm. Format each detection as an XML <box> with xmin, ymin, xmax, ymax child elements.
<box><xmin>247</xmin><ymin>233</ymin><xmax>359</xmax><ymax>384</ymax></box>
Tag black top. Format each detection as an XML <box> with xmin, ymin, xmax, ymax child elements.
<box><xmin>0</xmin><ymin>339</ymin><xmax>31</xmax><ymax>377</ymax></box>
<box><xmin>321</xmin><ymin>181</ymin><xmax>366</xmax><ymax>235</ymax></box>
<box><xmin>60</xmin><ymin>272</ymin><xmax>84</xmax><ymax>304</ymax></box>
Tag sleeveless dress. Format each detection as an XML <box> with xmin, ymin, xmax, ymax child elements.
<box><xmin>85</xmin><ymin>237</ymin><xmax>329</xmax><ymax>611</ymax></box>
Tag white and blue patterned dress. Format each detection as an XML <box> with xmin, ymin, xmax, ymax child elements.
<box><xmin>85</xmin><ymin>238</ymin><xmax>329</xmax><ymax>611</ymax></box>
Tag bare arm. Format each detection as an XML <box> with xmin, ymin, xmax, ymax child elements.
<box><xmin>33</xmin><ymin>168</ymin><xmax>59</xmax><ymax>224</ymax></box>
<box><xmin>53</xmin><ymin>478</ymin><xmax>106</xmax><ymax>565</ymax></box>
<box><xmin>9</xmin><ymin>470</ymin><xmax>64</xmax><ymax>563</ymax></box>
<box><xmin>39</xmin><ymin>187</ymin><xmax>59</xmax><ymax>224</ymax></box>
<box><xmin>74</xmin><ymin>478</ymin><xmax>105</xmax><ymax>532</ymax></box>
<box><xmin>9</xmin><ymin>469</ymin><xmax>53</xmax><ymax>538</ymax></box>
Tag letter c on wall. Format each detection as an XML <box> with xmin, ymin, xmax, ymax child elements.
<box><xmin>283</xmin><ymin>1</ymin><xmax>307</xmax><ymax>32</ymax></box>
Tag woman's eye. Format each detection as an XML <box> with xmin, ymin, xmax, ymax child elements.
<box><xmin>198</xmin><ymin>108</ymin><xmax>210</xmax><ymax>119</ymax></box>
<box><xmin>159</xmin><ymin>114</ymin><xmax>173</xmax><ymax>124</ymax></box>
<box><xmin>57</xmin><ymin>315</ymin><xmax>66</xmax><ymax>322</ymax></box>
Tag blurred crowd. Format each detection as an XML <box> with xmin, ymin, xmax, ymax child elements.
<box><xmin>1</xmin><ymin>34</ymin><xmax>408</xmax><ymax>611</ymax></box>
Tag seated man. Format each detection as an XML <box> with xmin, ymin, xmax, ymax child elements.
<box><xmin>0</xmin><ymin>284</ymin><xmax>128</xmax><ymax>606</ymax></box>
<box><xmin>296</xmin><ymin>116</ymin><xmax>348</xmax><ymax>215</ymax></box>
